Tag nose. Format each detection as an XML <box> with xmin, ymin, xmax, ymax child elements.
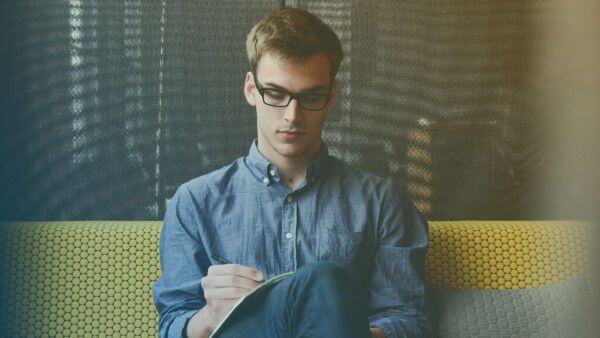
<box><xmin>283</xmin><ymin>98</ymin><xmax>302</xmax><ymax>123</ymax></box>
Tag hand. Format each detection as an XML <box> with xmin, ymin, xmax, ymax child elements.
<box><xmin>200</xmin><ymin>263</ymin><xmax>264</xmax><ymax>328</ymax></box>
<box><xmin>370</xmin><ymin>327</ymin><xmax>386</xmax><ymax>338</ymax></box>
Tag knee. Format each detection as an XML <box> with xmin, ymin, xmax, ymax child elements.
<box><xmin>290</xmin><ymin>261</ymin><xmax>365</xmax><ymax>308</ymax></box>
<box><xmin>294</xmin><ymin>261</ymin><xmax>349</xmax><ymax>286</ymax></box>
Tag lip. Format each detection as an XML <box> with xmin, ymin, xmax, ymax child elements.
<box><xmin>278</xmin><ymin>130</ymin><xmax>305</xmax><ymax>140</ymax></box>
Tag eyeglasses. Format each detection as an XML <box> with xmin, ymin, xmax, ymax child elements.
<box><xmin>253</xmin><ymin>74</ymin><xmax>331</xmax><ymax>111</ymax></box>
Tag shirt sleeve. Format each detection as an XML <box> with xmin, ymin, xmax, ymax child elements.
<box><xmin>367</xmin><ymin>181</ymin><xmax>432</xmax><ymax>337</ymax></box>
<box><xmin>152</xmin><ymin>183</ymin><xmax>210</xmax><ymax>338</ymax></box>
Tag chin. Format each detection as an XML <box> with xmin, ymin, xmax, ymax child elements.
<box><xmin>275</xmin><ymin>143</ymin><xmax>309</xmax><ymax>158</ymax></box>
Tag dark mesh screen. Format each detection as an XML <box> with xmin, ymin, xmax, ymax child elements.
<box><xmin>0</xmin><ymin>1</ymin><xmax>596</xmax><ymax>221</ymax></box>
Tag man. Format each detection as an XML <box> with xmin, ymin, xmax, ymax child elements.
<box><xmin>153</xmin><ymin>8</ymin><xmax>431</xmax><ymax>338</ymax></box>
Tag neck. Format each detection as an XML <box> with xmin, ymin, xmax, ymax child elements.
<box><xmin>257</xmin><ymin>138</ymin><xmax>321</xmax><ymax>189</ymax></box>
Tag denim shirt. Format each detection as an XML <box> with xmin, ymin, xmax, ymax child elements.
<box><xmin>152</xmin><ymin>140</ymin><xmax>431</xmax><ymax>338</ymax></box>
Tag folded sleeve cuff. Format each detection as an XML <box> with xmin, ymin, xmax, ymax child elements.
<box><xmin>371</xmin><ymin>317</ymin><xmax>393</xmax><ymax>338</ymax></box>
<box><xmin>169</xmin><ymin>309</ymin><xmax>199</xmax><ymax>338</ymax></box>
<box><xmin>370</xmin><ymin>316</ymin><xmax>411</xmax><ymax>338</ymax></box>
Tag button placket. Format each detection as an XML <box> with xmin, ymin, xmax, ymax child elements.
<box><xmin>282</xmin><ymin>194</ymin><xmax>297</xmax><ymax>271</ymax></box>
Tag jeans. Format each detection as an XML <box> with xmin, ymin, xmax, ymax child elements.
<box><xmin>215</xmin><ymin>261</ymin><xmax>372</xmax><ymax>338</ymax></box>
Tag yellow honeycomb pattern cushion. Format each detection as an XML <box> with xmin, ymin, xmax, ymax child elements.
<box><xmin>0</xmin><ymin>221</ymin><xmax>163</xmax><ymax>337</ymax></box>
<box><xmin>427</xmin><ymin>221</ymin><xmax>591</xmax><ymax>289</ymax></box>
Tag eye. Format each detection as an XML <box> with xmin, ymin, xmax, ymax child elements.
<box><xmin>301</xmin><ymin>94</ymin><xmax>326</xmax><ymax>104</ymax></box>
<box><xmin>264</xmin><ymin>90</ymin><xmax>287</xmax><ymax>101</ymax></box>
<box><xmin>267</xmin><ymin>92</ymin><xmax>285</xmax><ymax>99</ymax></box>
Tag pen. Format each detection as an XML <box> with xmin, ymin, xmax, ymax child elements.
<box><xmin>210</xmin><ymin>253</ymin><xmax>265</xmax><ymax>283</ymax></box>
<box><xmin>210</xmin><ymin>253</ymin><xmax>233</xmax><ymax>265</ymax></box>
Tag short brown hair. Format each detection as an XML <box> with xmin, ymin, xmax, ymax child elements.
<box><xmin>246</xmin><ymin>8</ymin><xmax>344</xmax><ymax>80</ymax></box>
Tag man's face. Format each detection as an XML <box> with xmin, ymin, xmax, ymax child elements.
<box><xmin>244</xmin><ymin>52</ymin><xmax>337</xmax><ymax>161</ymax></box>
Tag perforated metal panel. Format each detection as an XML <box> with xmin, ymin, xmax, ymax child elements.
<box><xmin>0</xmin><ymin>1</ymin><xmax>593</xmax><ymax>221</ymax></box>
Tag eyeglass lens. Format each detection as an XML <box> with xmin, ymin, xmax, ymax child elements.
<box><xmin>262</xmin><ymin>89</ymin><xmax>327</xmax><ymax>110</ymax></box>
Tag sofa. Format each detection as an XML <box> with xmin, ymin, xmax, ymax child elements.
<box><xmin>0</xmin><ymin>221</ymin><xmax>592</xmax><ymax>337</ymax></box>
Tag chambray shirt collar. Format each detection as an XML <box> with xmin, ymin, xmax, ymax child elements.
<box><xmin>306</xmin><ymin>140</ymin><xmax>331</xmax><ymax>181</ymax></box>
<box><xmin>246</xmin><ymin>139</ymin><xmax>331</xmax><ymax>185</ymax></box>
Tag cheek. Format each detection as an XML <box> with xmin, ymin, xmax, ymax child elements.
<box><xmin>257</xmin><ymin>109</ymin><xmax>276</xmax><ymax>131</ymax></box>
<box><xmin>308</xmin><ymin>114</ymin><xmax>327</xmax><ymax>131</ymax></box>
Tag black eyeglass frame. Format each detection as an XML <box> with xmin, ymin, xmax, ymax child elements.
<box><xmin>252</xmin><ymin>73</ymin><xmax>333</xmax><ymax>111</ymax></box>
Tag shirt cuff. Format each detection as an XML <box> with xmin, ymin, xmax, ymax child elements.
<box><xmin>170</xmin><ymin>309</ymin><xmax>200</xmax><ymax>338</ymax></box>
<box><xmin>370</xmin><ymin>316</ymin><xmax>409</xmax><ymax>338</ymax></box>
<box><xmin>371</xmin><ymin>317</ymin><xmax>392</xmax><ymax>338</ymax></box>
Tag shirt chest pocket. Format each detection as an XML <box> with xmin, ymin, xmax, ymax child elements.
<box><xmin>316</xmin><ymin>226</ymin><xmax>364</xmax><ymax>266</ymax></box>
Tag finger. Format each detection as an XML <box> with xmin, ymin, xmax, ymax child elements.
<box><xmin>207</xmin><ymin>264</ymin><xmax>264</xmax><ymax>281</ymax></box>
<box><xmin>204</xmin><ymin>287</ymin><xmax>252</xmax><ymax>300</ymax></box>
<box><xmin>202</xmin><ymin>274</ymin><xmax>261</xmax><ymax>290</ymax></box>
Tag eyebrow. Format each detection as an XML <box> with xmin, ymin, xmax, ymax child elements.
<box><xmin>263</xmin><ymin>81</ymin><xmax>329</xmax><ymax>93</ymax></box>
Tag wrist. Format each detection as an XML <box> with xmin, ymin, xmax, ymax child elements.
<box><xmin>186</xmin><ymin>307</ymin><xmax>215</xmax><ymax>338</ymax></box>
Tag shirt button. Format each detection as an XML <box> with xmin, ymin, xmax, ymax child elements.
<box><xmin>286</xmin><ymin>196</ymin><xmax>293</xmax><ymax>203</ymax></box>
<box><xmin>270</xmin><ymin>169</ymin><xmax>276</xmax><ymax>177</ymax></box>
<box><xmin>262</xmin><ymin>177</ymin><xmax>270</xmax><ymax>185</ymax></box>
<box><xmin>285</xmin><ymin>232</ymin><xmax>292</xmax><ymax>239</ymax></box>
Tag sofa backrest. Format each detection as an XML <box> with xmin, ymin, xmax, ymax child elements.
<box><xmin>427</xmin><ymin>221</ymin><xmax>590</xmax><ymax>289</ymax></box>
<box><xmin>1</xmin><ymin>221</ymin><xmax>161</xmax><ymax>336</ymax></box>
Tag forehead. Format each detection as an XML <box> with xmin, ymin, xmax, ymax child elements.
<box><xmin>256</xmin><ymin>52</ymin><xmax>331</xmax><ymax>91</ymax></box>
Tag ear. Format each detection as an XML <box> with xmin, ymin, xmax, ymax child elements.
<box><xmin>244</xmin><ymin>71</ymin><xmax>257</xmax><ymax>107</ymax></box>
<box><xmin>325</xmin><ymin>79</ymin><xmax>339</xmax><ymax>115</ymax></box>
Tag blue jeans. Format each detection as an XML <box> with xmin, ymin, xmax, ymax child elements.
<box><xmin>214</xmin><ymin>261</ymin><xmax>372</xmax><ymax>338</ymax></box>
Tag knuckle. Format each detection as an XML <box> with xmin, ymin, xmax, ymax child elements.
<box><xmin>234</xmin><ymin>288</ymin><xmax>247</xmax><ymax>297</ymax></box>
<box><xmin>230</xmin><ymin>275</ymin><xmax>240</xmax><ymax>285</ymax></box>
<box><xmin>253</xmin><ymin>270</ymin><xmax>262</xmax><ymax>280</ymax></box>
